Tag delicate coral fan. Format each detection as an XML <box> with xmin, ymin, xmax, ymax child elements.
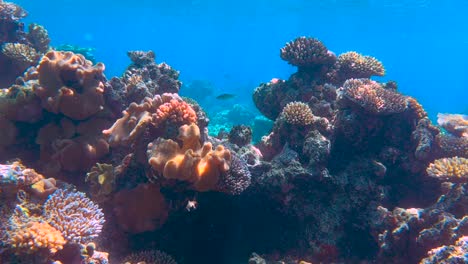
<box><xmin>341</xmin><ymin>78</ymin><xmax>408</xmax><ymax>115</ymax></box>
<box><xmin>8</xmin><ymin>221</ymin><xmax>66</xmax><ymax>254</ymax></box>
<box><xmin>113</xmin><ymin>183</ymin><xmax>168</xmax><ymax>233</ymax></box>
<box><xmin>280</xmin><ymin>37</ymin><xmax>336</xmax><ymax>68</ymax></box>
<box><xmin>426</xmin><ymin>157</ymin><xmax>468</xmax><ymax>182</ymax></box>
<box><xmin>281</xmin><ymin>101</ymin><xmax>315</xmax><ymax>126</ymax></box>
<box><xmin>336</xmin><ymin>51</ymin><xmax>385</xmax><ymax>80</ymax></box>
<box><xmin>421</xmin><ymin>236</ymin><xmax>468</xmax><ymax>264</ymax></box>
<box><xmin>437</xmin><ymin>113</ymin><xmax>468</xmax><ymax>138</ymax></box>
<box><xmin>147</xmin><ymin>123</ymin><xmax>231</xmax><ymax>192</ymax></box>
<box><xmin>33</xmin><ymin>51</ymin><xmax>106</xmax><ymax>120</ymax></box>
<box><xmin>122</xmin><ymin>249</ymin><xmax>177</xmax><ymax>264</ymax></box>
<box><xmin>103</xmin><ymin>93</ymin><xmax>197</xmax><ymax>146</ymax></box>
<box><xmin>43</xmin><ymin>189</ymin><xmax>105</xmax><ymax>244</ymax></box>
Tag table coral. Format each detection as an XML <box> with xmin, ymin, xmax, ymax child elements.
<box><xmin>280</xmin><ymin>37</ymin><xmax>336</xmax><ymax>68</ymax></box>
<box><xmin>43</xmin><ymin>189</ymin><xmax>105</xmax><ymax>244</ymax></box>
<box><xmin>147</xmin><ymin>123</ymin><xmax>231</xmax><ymax>192</ymax></box>
<box><xmin>33</xmin><ymin>51</ymin><xmax>106</xmax><ymax>120</ymax></box>
<box><xmin>336</xmin><ymin>51</ymin><xmax>385</xmax><ymax>80</ymax></box>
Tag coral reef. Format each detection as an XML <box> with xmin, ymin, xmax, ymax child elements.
<box><xmin>437</xmin><ymin>113</ymin><xmax>468</xmax><ymax>138</ymax></box>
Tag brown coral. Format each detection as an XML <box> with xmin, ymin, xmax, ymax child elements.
<box><xmin>342</xmin><ymin>78</ymin><xmax>408</xmax><ymax>115</ymax></box>
<box><xmin>1</xmin><ymin>42</ymin><xmax>39</xmax><ymax>69</ymax></box>
<box><xmin>280</xmin><ymin>37</ymin><xmax>336</xmax><ymax>68</ymax></box>
<box><xmin>27</xmin><ymin>23</ymin><xmax>50</xmax><ymax>53</ymax></box>
<box><xmin>33</xmin><ymin>51</ymin><xmax>105</xmax><ymax>120</ymax></box>
<box><xmin>103</xmin><ymin>93</ymin><xmax>197</xmax><ymax>147</ymax></box>
<box><xmin>281</xmin><ymin>101</ymin><xmax>315</xmax><ymax>126</ymax></box>
<box><xmin>0</xmin><ymin>83</ymin><xmax>43</xmax><ymax>122</ymax></box>
<box><xmin>147</xmin><ymin>123</ymin><xmax>231</xmax><ymax>192</ymax></box>
<box><xmin>113</xmin><ymin>183</ymin><xmax>168</xmax><ymax>233</ymax></box>
<box><xmin>336</xmin><ymin>51</ymin><xmax>385</xmax><ymax>80</ymax></box>
<box><xmin>122</xmin><ymin>249</ymin><xmax>177</xmax><ymax>264</ymax></box>
<box><xmin>8</xmin><ymin>221</ymin><xmax>66</xmax><ymax>254</ymax></box>
<box><xmin>426</xmin><ymin>157</ymin><xmax>468</xmax><ymax>182</ymax></box>
<box><xmin>437</xmin><ymin>113</ymin><xmax>468</xmax><ymax>138</ymax></box>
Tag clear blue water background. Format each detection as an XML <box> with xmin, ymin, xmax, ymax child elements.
<box><xmin>14</xmin><ymin>0</ymin><xmax>468</xmax><ymax>119</ymax></box>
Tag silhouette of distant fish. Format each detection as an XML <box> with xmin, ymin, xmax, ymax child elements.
<box><xmin>216</xmin><ymin>93</ymin><xmax>237</xmax><ymax>100</ymax></box>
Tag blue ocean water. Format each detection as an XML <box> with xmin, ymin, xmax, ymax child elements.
<box><xmin>14</xmin><ymin>0</ymin><xmax>468</xmax><ymax>119</ymax></box>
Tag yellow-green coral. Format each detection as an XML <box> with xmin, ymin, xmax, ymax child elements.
<box><xmin>85</xmin><ymin>163</ymin><xmax>116</xmax><ymax>202</ymax></box>
<box><xmin>426</xmin><ymin>156</ymin><xmax>468</xmax><ymax>182</ymax></box>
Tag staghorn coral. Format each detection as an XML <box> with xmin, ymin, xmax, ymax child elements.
<box><xmin>341</xmin><ymin>78</ymin><xmax>408</xmax><ymax>115</ymax></box>
<box><xmin>33</xmin><ymin>51</ymin><xmax>106</xmax><ymax>120</ymax></box>
<box><xmin>426</xmin><ymin>157</ymin><xmax>468</xmax><ymax>182</ymax></box>
<box><xmin>27</xmin><ymin>23</ymin><xmax>50</xmax><ymax>53</ymax></box>
<box><xmin>336</xmin><ymin>51</ymin><xmax>385</xmax><ymax>80</ymax></box>
<box><xmin>43</xmin><ymin>189</ymin><xmax>105</xmax><ymax>244</ymax></box>
<box><xmin>7</xmin><ymin>221</ymin><xmax>66</xmax><ymax>254</ymax></box>
<box><xmin>103</xmin><ymin>93</ymin><xmax>197</xmax><ymax>146</ymax></box>
<box><xmin>437</xmin><ymin>113</ymin><xmax>468</xmax><ymax>138</ymax></box>
<box><xmin>122</xmin><ymin>249</ymin><xmax>177</xmax><ymax>264</ymax></box>
<box><xmin>1</xmin><ymin>42</ymin><xmax>39</xmax><ymax>69</ymax></box>
<box><xmin>147</xmin><ymin>123</ymin><xmax>231</xmax><ymax>192</ymax></box>
<box><xmin>113</xmin><ymin>183</ymin><xmax>168</xmax><ymax>233</ymax></box>
<box><xmin>281</xmin><ymin>101</ymin><xmax>315</xmax><ymax>126</ymax></box>
<box><xmin>280</xmin><ymin>37</ymin><xmax>336</xmax><ymax>68</ymax></box>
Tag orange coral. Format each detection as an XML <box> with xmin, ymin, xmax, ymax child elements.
<box><xmin>8</xmin><ymin>221</ymin><xmax>66</xmax><ymax>254</ymax></box>
<box><xmin>426</xmin><ymin>156</ymin><xmax>468</xmax><ymax>182</ymax></box>
<box><xmin>33</xmin><ymin>51</ymin><xmax>105</xmax><ymax>120</ymax></box>
<box><xmin>147</xmin><ymin>123</ymin><xmax>231</xmax><ymax>192</ymax></box>
<box><xmin>103</xmin><ymin>93</ymin><xmax>197</xmax><ymax>147</ymax></box>
<box><xmin>113</xmin><ymin>183</ymin><xmax>168</xmax><ymax>233</ymax></box>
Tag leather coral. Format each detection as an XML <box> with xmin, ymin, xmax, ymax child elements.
<box><xmin>147</xmin><ymin>123</ymin><xmax>231</xmax><ymax>192</ymax></box>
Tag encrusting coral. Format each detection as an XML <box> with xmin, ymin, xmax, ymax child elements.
<box><xmin>147</xmin><ymin>123</ymin><xmax>231</xmax><ymax>192</ymax></box>
<box><xmin>426</xmin><ymin>156</ymin><xmax>468</xmax><ymax>182</ymax></box>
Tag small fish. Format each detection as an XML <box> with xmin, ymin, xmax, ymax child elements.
<box><xmin>216</xmin><ymin>93</ymin><xmax>237</xmax><ymax>100</ymax></box>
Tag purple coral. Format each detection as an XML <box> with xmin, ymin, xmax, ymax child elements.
<box><xmin>43</xmin><ymin>189</ymin><xmax>105</xmax><ymax>244</ymax></box>
<box><xmin>218</xmin><ymin>154</ymin><xmax>251</xmax><ymax>195</ymax></box>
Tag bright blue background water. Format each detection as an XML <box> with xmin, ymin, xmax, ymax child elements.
<box><xmin>14</xmin><ymin>0</ymin><xmax>468</xmax><ymax>119</ymax></box>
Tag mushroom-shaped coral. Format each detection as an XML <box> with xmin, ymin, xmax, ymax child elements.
<box><xmin>103</xmin><ymin>93</ymin><xmax>197</xmax><ymax>146</ymax></box>
<box><xmin>426</xmin><ymin>156</ymin><xmax>468</xmax><ymax>182</ymax></box>
<box><xmin>147</xmin><ymin>123</ymin><xmax>231</xmax><ymax>192</ymax></box>
<box><xmin>437</xmin><ymin>113</ymin><xmax>468</xmax><ymax>138</ymax></box>
<box><xmin>280</xmin><ymin>37</ymin><xmax>336</xmax><ymax>68</ymax></box>
<box><xmin>7</xmin><ymin>221</ymin><xmax>66</xmax><ymax>254</ymax></box>
<box><xmin>33</xmin><ymin>51</ymin><xmax>106</xmax><ymax>120</ymax></box>
<box><xmin>43</xmin><ymin>189</ymin><xmax>105</xmax><ymax>244</ymax></box>
<box><xmin>341</xmin><ymin>78</ymin><xmax>408</xmax><ymax>115</ymax></box>
<box><xmin>336</xmin><ymin>51</ymin><xmax>385</xmax><ymax>80</ymax></box>
<box><xmin>122</xmin><ymin>249</ymin><xmax>177</xmax><ymax>264</ymax></box>
<box><xmin>281</xmin><ymin>101</ymin><xmax>315</xmax><ymax>126</ymax></box>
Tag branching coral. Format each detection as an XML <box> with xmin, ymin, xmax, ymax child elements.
<box><xmin>103</xmin><ymin>93</ymin><xmax>197</xmax><ymax>146</ymax></box>
<box><xmin>437</xmin><ymin>113</ymin><xmax>468</xmax><ymax>138</ymax></box>
<box><xmin>336</xmin><ymin>51</ymin><xmax>385</xmax><ymax>80</ymax></box>
<box><xmin>281</xmin><ymin>101</ymin><xmax>315</xmax><ymax>126</ymax></box>
<box><xmin>7</xmin><ymin>221</ymin><xmax>66</xmax><ymax>254</ymax></box>
<box><xmin>43</xmin><ymin>189</ymin><xmax>105</xmax><ymax>244</ymax></box>
<box><xmin>147</xmin><ymin>123</ymin><xmax>231</xmax><ymax>192</ymax></box>
<box><xmin>33</xmin><ymin>51</ymin><xmax>106</xmax><ymax>120</ymax></box>
<box><xmin>280</xmin><ymin>37</ymin><xmax>336</xmax><ymax>68</ymax></box>
<box><xmin>1</xmin><ymin>42</ymin><xmax>39</xmax><ymax>69</ymax></box>
<box><xmin>426</xmin><ymin>157</ymin><xmax>468</xmax><ymax>182</ymax></box>
<box><xmin>341</xmin><ymin>78</ymin><xmax>408</xmax><ymax>115</ymax></box>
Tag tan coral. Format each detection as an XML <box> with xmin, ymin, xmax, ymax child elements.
<box><xmin>147</xmin><ymin>123</ymin><xmax>231</xmax><ymax>192</ymax></box>
<box><xmin>281</xmin><ymin>101</ymin><xmax>315</xmax><ymax>126</ymax></box>
<box><xmin>1</xmin><ymin>42</ymin><xmax>39</xmax><ymax>68</ymax></box>
<box><xmin>437</xmin><ymin>113</ymin><xmax>468</xmax><ymax>138</ymax></box>
<box><xmin>426</xmin><ymin>156</ymin><xmax>468</xmax><ymax>182</ymax></box>
<box><xmin>33</xmin><ymin>51</ymin><xmax>105</xmax><ymax>120</ymax></box>
<box><xmin>8</xmin><ymin>221</ymin><xmax>66</xmax><ymax>254</ymax></box>
<box><xmin>337</xmin><ymin>51</ymin><xmax>385</xmax><ymax>79</ymax></box>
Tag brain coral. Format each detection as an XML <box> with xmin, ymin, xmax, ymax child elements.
<box><xmin>147</xmin><ymin>123</ymin><xmax>231</xmax><ymax>192</ymax></box>
<box><xmin>33</xmin><ymin>51</ymin><xmax>106</xmax><ymax>120</ymax></box>
<box><xmin>8</xmin><ymin>221</ymin><xmax>66</xmax><ymax>254</ymax></box>
<box><xmin>426</xmin><ymin>156</ymin><xmax>468</xmax><ymax>182</ymax></box>
<box><xmin>280</xmin><ymin>37</ymin><xmax>336</xmax><ymax>68</ymax></box>
<box><xmin>342</xmin><ymin>78</ymin><xmax>408</xmax><ymax>115</ymax></box>
<box><xmin>43</xmin><ymin>189</ymin><xmax>105</xmax><ymax>244</ymax></box>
